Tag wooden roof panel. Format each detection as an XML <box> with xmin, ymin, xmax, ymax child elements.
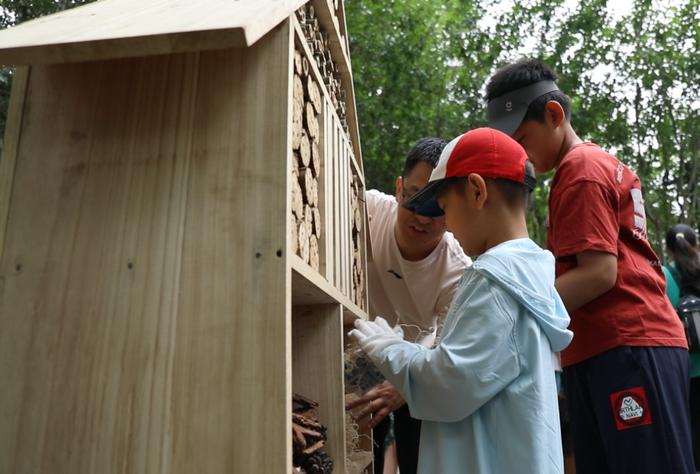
<box><xmin>0</xmin><ymin>0</ymin><xmax>306</xmax><ymax>65</ymax></box>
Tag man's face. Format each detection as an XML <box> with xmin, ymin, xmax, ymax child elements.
<box><xmin>395</xmin><ymin>161</ymin><xmax>447</xmax><ymax>249</ymax></box>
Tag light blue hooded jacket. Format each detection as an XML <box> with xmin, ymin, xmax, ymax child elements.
<box><xmin>373</xmin><ymin>238</ymin><xmax>573</xmax><ymax>473</ymax></box>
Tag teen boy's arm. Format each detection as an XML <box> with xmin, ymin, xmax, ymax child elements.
<box><xmin>549</xmin><ymin>179</ymin><xmax>620</xmax><ymax>311</ymax></box>
<box><xmin>555</xmin><ymin>250</ymin><xmax>617</xmax><ymax>311</ymax></box>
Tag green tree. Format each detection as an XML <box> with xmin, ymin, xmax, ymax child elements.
<box><xmin>347</xmin><ymin>0</ymin><xmax>700</xmax><ymax>253</ymax></box>
<box><xmin>346</xmin><ymin>0</ymin><xmax>507</xmax><ymax>192</ymax></box>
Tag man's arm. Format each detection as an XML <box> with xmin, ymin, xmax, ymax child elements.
<box><xmin>555</xmin><ymin>250</ymin><xmax>617</xmax><ymax>312</ymax></box>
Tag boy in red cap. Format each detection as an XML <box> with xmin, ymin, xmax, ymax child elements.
<box><xmin>486</xmin><ymin>59</ymin><xmax>693</xmax><ymax>474</ymax></box>
<box><xmin>349</xmin><ymin>127</ymin><xmax>573</xmax><ymax>473</ymax></box>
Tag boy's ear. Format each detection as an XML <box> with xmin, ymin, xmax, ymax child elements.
<box><xmin>395</xmin><ymin>175</ymin><xmax>403</xmax><ymax>200</ymax></box>
<box><xmin>467</xmin><ymin>174</ymin><xmax>488</xmax><ymax>210</ymax></box>
<box><xmin>544</xmin><ymin>100</ymin><xmax>566</xmax><ymax>129</ymax></box>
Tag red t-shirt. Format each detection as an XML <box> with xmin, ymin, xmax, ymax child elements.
<box><xmin>548</xmin><ymin>142</ymin><xmax>687</xmax><ymax>367</ymax></box>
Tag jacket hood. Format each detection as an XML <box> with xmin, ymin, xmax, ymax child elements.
<box><xmin>473</xmin><ymin>238</ymin><xmax>573</xmax><ymax>352</ymax></box>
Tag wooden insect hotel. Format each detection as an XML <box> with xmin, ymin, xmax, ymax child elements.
<box><xmin>0</xmin><ymin>0</ymin><xmax>371</xmax><ymax>472</ymax></box>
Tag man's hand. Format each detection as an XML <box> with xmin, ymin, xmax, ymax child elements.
<box><xmin>346</xmin><ymin>381</ymin><xmax>405</xmax><ymax>428</ymax></box>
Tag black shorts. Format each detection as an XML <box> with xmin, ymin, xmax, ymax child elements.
<box><xmin>564</xmin><ymin>346</ymin><xmax>694</xmax><ymax>474</ymax></box>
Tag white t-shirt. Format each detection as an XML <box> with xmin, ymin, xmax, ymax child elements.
<box><xmin>366</xmin><ymin>190</ymin><xmax>471</xmax><ymax>344</ymax></box>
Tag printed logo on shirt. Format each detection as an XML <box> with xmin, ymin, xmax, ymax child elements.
<box><xmin>609</xmin><ymin>386</ymin><xmax>653</xmax><ymax>430</ymax></box>
<box><xmin>616</xmin><ymin>163</ymin><xmax>624</xmax><ymax>183</ymax></box>
<box><xmin>629</xmin><ymin>188</ymin><xmax>648</xmax><ymax>240</ymax></box>
<box><xmin>387</xmin><ymin>269</ymin><xmax>403</xmax><ymax>279</ymax></box>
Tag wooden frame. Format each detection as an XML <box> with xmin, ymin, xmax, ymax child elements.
<box><xmin>0</xmin><ymin>1</ymin><xmax>370</xmax><ymax>473</ymax></box>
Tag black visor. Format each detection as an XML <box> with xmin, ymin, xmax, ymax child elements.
<box><xmin>487</xmin><ymin>81</ymin><xmax>560</xmax><ymax>136</ymax></box>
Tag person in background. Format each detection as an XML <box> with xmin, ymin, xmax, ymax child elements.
<box><xmin>346</xmin><ymin>137</ymin><xmax>470</xmax><ymax>474</ymax></box>
<box><xmin>663</xmin><ymin>224</ymin><xmax>700</xmax><ymax>471</ymax></box>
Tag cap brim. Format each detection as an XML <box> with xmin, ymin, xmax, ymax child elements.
<box><xmin>487</xmin><ymin>103</ymin><xmax>527</xmax><ymax>136</ymax></box>
<box><xmin>402</xmin><ymin>179</ymin><xmax>445</xmax><ymax>217</ymax></box>
<box><xmin>487</xmin><ymin>81</ymin><xmax>561</xmax><ymax>136</ymax></box>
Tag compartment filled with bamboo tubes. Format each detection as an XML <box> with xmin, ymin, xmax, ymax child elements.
<box><xmin>295</xmin><ymin>4</ymin><xmax>349</xmax><ymax>136</ymax></box>
<box><xmin>350</xmin><ymin>177</ymin><xmax>364</xmax><ymax>310</ymax></box>
<box><xmin>291</xmin><ymin>46</ymin><xmax>323</xmax><ymax>272</ymax></box>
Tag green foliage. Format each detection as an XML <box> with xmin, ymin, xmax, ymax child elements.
<box><xmin>347</xmin><ymin>0</ymin><xmax>700</xmax><ymax>254</ymax></box>
<box><xmin>346</xmin><ymin>0</ymin><xmax>503</xmax><ymax>192</ymax></box>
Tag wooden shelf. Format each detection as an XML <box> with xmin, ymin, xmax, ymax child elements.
<box><xmin>291</xmin><ymin>254</ymin><xmax>367</xmax><ymax>323</ymax></box>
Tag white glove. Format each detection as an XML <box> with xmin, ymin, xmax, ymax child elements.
<box><xmin>348</xmin><ymin>316</ymin><xmax>404</xmax><ymax>363</ymax></box>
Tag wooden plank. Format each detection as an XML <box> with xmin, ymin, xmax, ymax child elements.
<box><xmin>341</xmin><ymin>133</ymin><xmax>350</xmax><ymax>298</ymax></box>
<box><xmin>316</xmin><ymin>102</ymin><xmax>329</xmax><ymax>279</ymax></box>
<box><xmin>171</xmin><ymin>21</ymin><xmax>292</xmax><ymax>474</ymax></box>
<box><xmin>356</xmin><ymin>180</ymin><xmax>369</xmax><ymax>312</ymax></box>
<box><xmin>0</xmin><ymin>19</ymin><xmax>293</xmax><ymax>474</ymax></box>
<box><xmin>348</xmin><ymin>147</ymin><xmax>365</xmax><ymax>188</ymax></box>
<box><xmin>0</xmin><ymin>51</ymin><xmax>201</xmax><ymax>474</ymax></box>
<box><xmin>322</xmin><ymin>97</ymin><xmax>334</xmax><ymax>284</ymax></box>
<box><xmin>333</xmin><ymin>115</ymin><xmax>342</xmax><ymax>290</ymax></box>
<box><xmin>0</xmin><ymin>0</ymin><xmax>306</xmax><ymax>65</ymax></box>
<box><xmin>341</xmin><ymin>122</ymin><xmax>347</xmax><ymax>297</ymax></box>
<box><xmin>292</xmin><ymin>303</ymin><xmax>347</xmax><ymax>471</ymax></box>
<box><xmin>0</xmin><ymin>66</ymin><xmax>29</xmax><ymax>261</ymax></box>
<box><xmin>335</xmin><ymin>0</ymin><xmax>350</xmax><ymax>52</ymax></box>
<box><xmin>291</xmin><ymin>254</ymin><xmax>364</xmax><ymax>317</ymax></box>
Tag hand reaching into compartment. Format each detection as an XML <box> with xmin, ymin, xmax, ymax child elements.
<box><xmin>345</xmin><ymin>380</ymin><xmax>405</xmax><ymax>428</ymax></box>
<box><xmin>347</xmin><ymin>316</ymin><xmax>404</xmax><ymax>364</ymax></box>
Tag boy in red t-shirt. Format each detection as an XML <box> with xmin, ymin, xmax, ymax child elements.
<box><xmin>486</xmin><ymin>59</ymin><xmax>693</xmax><ymax>474</ymax></box>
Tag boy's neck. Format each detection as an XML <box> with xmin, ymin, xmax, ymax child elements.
<box><xmin>483</xmin><ymin>210</ymin><xmax>529</xmax><ymax>253</ymax></box>
<box><xmin>554</xmin><ymin>123</ymin><xmax>583</xmax><ymax>168</ymax></box>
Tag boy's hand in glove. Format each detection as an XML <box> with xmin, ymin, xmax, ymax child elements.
<box><xmin>348</xmin><ymin>316</ymin><xmax>404</xmax><ymax>363</ymax></box>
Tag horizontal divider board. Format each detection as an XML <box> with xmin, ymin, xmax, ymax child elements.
<box><xmin>291</xmin><ymin>254</ymin><xmax>366</xmax><ymax>322</ymax></box>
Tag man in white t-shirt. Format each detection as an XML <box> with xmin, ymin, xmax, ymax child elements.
<box><xmin>347</xmin><ymin>138</ymin><xmax>471</xmax><ymax>474</ymax></box>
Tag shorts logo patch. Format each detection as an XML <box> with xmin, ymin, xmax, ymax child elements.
<box><xmin>610</xmin><ymin>386</ymin><xmax>653</xmax><ymax>430</ymax></box>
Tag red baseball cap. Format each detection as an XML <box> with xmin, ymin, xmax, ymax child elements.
<box><xmin>403</xmin><ymin>127</ymin><xmax>535</xmax><ymax>217</ymax></box>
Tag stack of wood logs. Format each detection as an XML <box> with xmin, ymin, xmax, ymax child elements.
<box><xmin>292</xmin><ymin>393</ymin><xmax>334</xmax><ymax>474</ymax></box>
<box><xmin>295</xmin><ymin>4</ymin><xmax>349</xmax><ymax>135</ymax></box>
<box><xmin>292</xmin><ymin>47</ymin><xmax>323</xmax><ymax>272</ymax></box>
<box><xmin>351</xmin><ymin>178</ymin><xmax>364</xmax><ymax>309</ymax></box>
